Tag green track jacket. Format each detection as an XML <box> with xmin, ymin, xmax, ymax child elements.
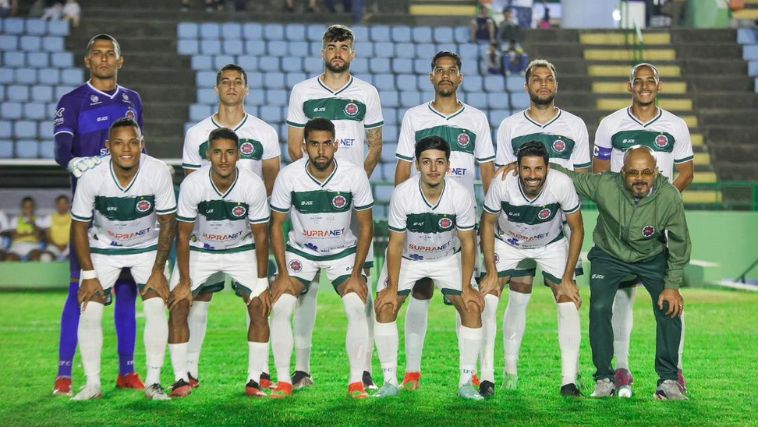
<box><xmin>551</xmin><ymin>164</ymin><xmax>691</xmax><ymax>289</ymax></box>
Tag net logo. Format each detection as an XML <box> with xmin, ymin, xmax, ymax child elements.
<box><xmin>537</xmin><ymin>208</ymin><xmax>551</xmax><ymax>220</ymax></box>
<box><xmin>338</xmin><ymin>138</ymin><xmax>355</xmax><ymax>147</ymax></box>
<box><xmin>136</xmin><ymin>199</ymin><xmax>152</xmax><ymax>213</ymax></box>
<box><xmin>449</xmin><ymin>167</ymin><xmax>467</xmax><ymax>176</ymax></box>
<box><xmin>232</xmin><ymin>205</ymin><xmax>247</xmax><ymax>218</ymax></box>
<box><xmin>552</xmin><ymin>139</ymin><xmax>566</xmax><ymax>153</ymax></box>
<box><xmin>344</xmin><ymin>102</ymin><xmax>359</xmax><ymax>117</ymax></box>
<box><xmin>642</xmin><ymin>225</ymin><xmax>656</xmax><ymax>238</ymax></box>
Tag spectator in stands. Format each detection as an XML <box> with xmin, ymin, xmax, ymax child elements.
<box><xmin>62</xmin><ymin>0</ymin><xmax>80</xmax><ymax>27</ymax></box>
<box><xmin>503</xmin><ymin>41</ymin><xmax>528</xmax><ymax>76</ymax></box>
<box><xmin>40</xmin><ymin>1</ymin><xmax>63</xmax><ymax>20</ymax></box>
<box><xmin>0</xmin><ymin>209</ymin><xmax>9</xmax><ymax>261</ymax></box>
<box><xmin>511</xmin><ymin>0</ymin><xmax>534</xmax><ymax>28</ymax></box>
<box><xmin>42</xmin><ymin>195</ymin><xmax>71</xmax><ymax>262</ymax></box>
<box><xmin>538</xmin><ymin>4</ymin><xmax>552</xmax><ymax>29</ymax></box>
<box><xmin>285</xmin><ymin>0</ymin><xmax>318</xmax><ymax>13</ymax></box>
<box><xmin>482</xmin><ymin>42</ymin><xmax>503</xmax><ymax>75</ymax></box>
<box><xmin>325</xmin><ymin>0</ymin><xmax>365</xmax><ymax>23</ymax></box>
<box><xmin>4</xmin><ymin>197</ymin><xmax>45</xmax><ymax>262</ymax></box>
<box><xmin>181</xmin><ymin>0</ymin><xmax>223</xmax><ymax>12</ymax></box>
<box><xmin>0</xmin><ymin>0</ymin><xmax>16</xmax><ymax>18</ymax></box>
<box><xmin>29</xmin><ymin>0</ymin><xmax>45</xmax><ymax>18</ymax></box>
<box><xmin>471</xmin><ymin>4</ymin><xmax>497</xmax><ymax>44</ymax></box>
<box><xmin>497</xmin><ymin>7</ymin><xmax>523</xmax><ymax>51</ymax></box>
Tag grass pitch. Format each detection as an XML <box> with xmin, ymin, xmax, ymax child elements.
<box><xmin>0</xmin><ymin>286</ymin><xmax>755</xmax><ymax>426</ymax></box>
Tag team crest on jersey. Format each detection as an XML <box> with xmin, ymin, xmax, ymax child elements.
<box><xmin>655</xmin><ymin>134</ymin><xmax>668</xmax><ymax>148</ymax></box>
<box><xmin>642</xmin><ymin>225</ymin><xmax>656</xmax><ymax>238</ymax></box>
<box><xmin>344</xmin><ymin>102</ymin><xmax>359</xmax><ymax>117</ymax></box>
<box><xmin>332</xmin><ymin>194</ymin><xmax>347</xmax><ymax>209</ymax></box>
<box><xmin>552</xmin><ymin>139</ymin><xmax>566</xmax><ymax>153</ymax></box>
<box><xmin>125</xmin><ymin>109</ymin><xmax>135</xmax><ymax>121</ymax></box>
<box><xmin>90</xmin><ymin>95</ymin><xmax>99</xmax><ymax>104</ymax></box>
<box><xmin>457</xmin><ymin>132</ymin><xmax>471</xmax><ymax>147</ymax></box>
<box><xmin>136</xmin><ymin>199</ymin><xmax>152</xmax><ymax>213</ymax></box>
<box><xmin>122</xmin><ymin>93</ymin><xmax>129</xmax><ymax>102</ymax></box>
<box><xmin>537</xmin><ymin>208</ymin><xmax>551</xmax><ymax>220</ymax></box>
<box><xmin>438</xmin><ymin>217</ymin><xmax>453</xmax><ymax>230</ymax></box>
<box><xmin>231</xmin><ymin>205</ymin><xmax>247</xmax><ymax>218</ymax></box>
<box><xmin>289</xmin><ymin>259</ymin><xmax>303</xmax><ymax>273</ymax></box>
<box><xmin>239</xmin><ymin>141</ymin><xmax>254</xmax><ymax>156</ymax></box>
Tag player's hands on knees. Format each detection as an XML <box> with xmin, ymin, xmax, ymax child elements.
<box><xmin>78</xmin><ymin>278</ymin><xmax>105</xmax><ymax>310</ymax></box>
<box><xmin>169</xmin><ymin>277</ymin><xmax>193</xmax><ymax>309</ymax></box>
<box><xmin>271</xmin><ymin>274</ymin><xmax>298</xmax><ymax>303</ymax></box>
<box><xmin>558</xmin><ymin>278</ymin><xmax>582</xmax><ymax>309</ymax></box>
<box><xmin>375</xmin><ymin>287</ymin><xmax>400</xmax><ymax>316</ymax></box>
<box><xmin>250</xmin><ymin>290</ymin><xmax>272</xmax><ymax>316</ymax></box>
<box><xmin>478</xmin><ymin>272</ymin><xmax>501</xmax><ymax>298</ymax></box>
<box><xmin>462</xmin><ymin>286</ymin><xmax>484</xmax><ymax>312</ymax></box>
<box><xmin>144</xmin><ymin>269</ymin><xmax>170</xmax><ymax>303</ymax></box>
<box><xmin>658</xmin><ymin>288</ymin><xmax>683</xmax><ymax>318</ymax></box>
<box><xmin>341</xmin><ymin>274</ymin><xmax>368</xmax><ymax>303</ymax></box>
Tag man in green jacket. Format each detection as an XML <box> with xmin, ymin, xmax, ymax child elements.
<box><xmin>552</xmin><ymin>145</ymin><xmax>690</xmax><ymax>400</ymax></box>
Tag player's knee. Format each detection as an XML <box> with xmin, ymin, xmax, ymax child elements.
<box><xmin>590</xmin><ymin>298</ymin><xmax>613</xmax><ymax>318</ymax></box>
<box><xmin>169</xmin><ymin>301</ymin><xmax>190</xmax><ymax>325</ymax></box>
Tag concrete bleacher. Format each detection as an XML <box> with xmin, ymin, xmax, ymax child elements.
<box><xmin>0</xmin><ymin>18</ymin><xmax>74</xmax><ymax>159</ymax></box>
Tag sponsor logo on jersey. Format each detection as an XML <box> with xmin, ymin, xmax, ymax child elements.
<box><xmin>408</xmin><ymin>254</ymin><xmax>425</xmax><ymax>261</ymax></box>
<box><xmin>457</xmin><ymin>132</ymin><xmax>471</xmax><ymax>147</ymax></box>
<box><xmin>303</xmin><ymin>228</ymin><xmax>344</xmax><ymax>238</ymax></box>
<box><xmin>136</xmin><ymin>199</ymin><xmax>152</xmax><ymax>213</ymax></box>
<box><xmin>56</xmin><ymin>108</ymin><xmax>65</xmax><ymax>117</ymax></box>
<box><xmin>344</xmin><ymin>102</ymin><xmax>359</xmax><ymax>117</ymax></box>
<box><xmin>642</xmin><ymin>225</ymin><xmax>655</xmax><ymax>238</ymax></box>
<box><xmin>232</xmin><ymin>205</ymin><xmax>247</xmax><ymax>218</ymax></box>
<box><xmin>537</xmin><ymin>208</ymin><xmax>551</xmax><ymax>220</ymax></box>
<box><xmin>337</xmin><ymin>138</ymin><xmax>355</xmax><ymax>147</ymax></box>
<box><xmin>438</xmin><ymin>217</ymin><xmax>453</xmax><ymax>230</ymax></box>
<box><xmin>552</xmin><ymin>139</ymin><xmax>566</xmax><ymax>153</ymax></box>
<box><xmin>332</xmin><ymin>194</ymin><xmax>347</xmax><ymax>209</ymax></box>
<box><xmin>99</xmin><ymin>147</ymin><xmax>110</xmax><ymax>157</ymax></box>
<box><xmin>449</xmin><ymin>167</ymin><xmax>467</xmax><ymax>176</ymax></box>
<box><xmin>304</xmin><ymin>242</ymin><xmax>319</xmax><ymax>251</ymax></box>
<box><xmin>506</xmin><ymin>237</ymin><xmax>519</xmax><ymax>247</ymax></box>
<box><xmin>239</xmin><ymin>141</ymin><xmax>254</xmax><ymax>156</ymax></box>
<box><xmin>289</xmin><ymin>259</ymin><xmax>302</xmax><ymax>273</ymax></box>
<box><xmin>96</xmin><ymin>116</ymin><xmax>109</xmax><ymax>122</ymax></box>
<box><xmin>655</xmin><ymin>134</ymin><xmax>668</xmax><ymax>148</ymax></box>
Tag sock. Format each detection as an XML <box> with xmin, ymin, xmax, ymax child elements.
<box><xmin>169</xmin><ymin>343</ymin><xmax>189</xmax><ymax>383</ymax></box>
<box><xmin>248</xmin><ymin>341</ymin><xmax>269</xmax><ymax>383</ymax></box>
<box><xmin>404</xmin><ymin>297</ymin><xmax>430</xmax><ymax>373</ymax></box>
<box><xmin>612</xmin><ymin>286</ymin><xmax>636</xmax><ymax>370</ymax></box>
<box><xmin>373</xmin><ymin>320</ymin><xmax>398</xmax><ymax>386</ymax></box>
<box><xmin>57</xmin><ymin>281</ymin><xmax>81</xmax><ymax>378</ymax></box>
<box><xmin>364</xmin><ymin>290</ymin><xmax>375</xmax><ymax>376</ymax></box>
<box><xmin>186</xmin><ymin>301</ymin><xmax>210</xmax><ymax>379</ymax></box>
<box><xmin>557</xmin><ymin>302</ymin><xmax>581</xmax><ymax>386</ymax></box>
<box><xmin>293</xmin><ymin>280</ymin><xmax>318</xmax><ymax>374</ymax></box>
<box><xmin>113</xmin><ymin>277</ymin><xmax>138</xmax><ymax>375</ymax></box>
<box><xmin>480</xmin><ymin>294</ymin><xmax>499</xmax><ymax>383</ymax></box>
<box><xmin>271</xmin><ymin>294</ymin><xmax>297</xmax><ymax>385</ymax></box>
<box><xmin>459</xmin><ymin>326</ymin><xmax>483</xmax><ymax>387</ymax></box>
<box><xmin>343</xmin><ymin>292</ymin><xmax>369</xmax><ymax>384</ymax></box>
<box><xmin>678</xmin><ymin>311</ymin><xmax>685</xmax><ymax>370</ymax></box>
<box><xmin>143</xmin><ymin>298</ymin><xmax>168</xmax><ymax>386</ymax></box>
<box><xmin>78</xmin><ymin>301</ymin><xmax>104</xmax><ymax>388</ymax></box>
<box><xmin>503</xmin><ymin>291</ymin><xmax>531</xmax><ymax>375</ymax></box>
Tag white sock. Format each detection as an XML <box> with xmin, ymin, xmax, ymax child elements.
<box><xmin>678</xmin><ymin>311</ymin><xmax>685</xmax><ymax>370</ymax></box>
<box><xmin>373</xmin><ymin>320</ymin><xmax>398</xmax><ymax>386</ymax></box>
<box><xmin>343</xmin><ymin>292</ymin><xmax>369</xmax><ymax>384</ymax></box>
<box><xmin>143</xmin><ymin>298</ymin><xmax>168</xmax><ymax>386</ymax></box>
<box><xmin>480</xmin><ymin>294</ymin><xmax>499</xmax><ymax>383</ymax></box>
<box><xmin>503</xmin><ymin>291</ymin><xmax>531</xmax><ymax>375</ymax></box>
<box><xmin>186</xmin><ymin>300</ymin><xmax>210</xmax><ymax>378</ymax></box>
<box><xmin>612</xmin><ymin>286</ymin><xmax>636</xmax><ymax>370</ymax></box>
<box><xmin>459</xmin><ymin>326</ymin><xmax>483</xmax><ymax>387</ymax></box>
<box><xmin>404</xmin><ymin>297</ymin><xmax>430</xmax><ymax>373</ymax></box>
<box><xmin>271</xmin><ymin>294</ymin><xmax>296</xmax><ymax>384</ymax></box>
<box><xmin>294</xmin><ymin>280</ymin><xmax>318</xmax><ymax>374</ymax></box>
<box><xmin>248</xmin><ymin>341</ymin><xmax>269</xmax><ymax>383</ymax></box>
<box><xmin>364</xmin><ymin>289</ymin><xmax>375</xmax><ymax>376</ymax></box>
<box><xmin>78</xmin><ymin>301</ymin><xmax>104</xmax><ymax>388</ymax></box>
<box><xmin>557</xmin><ymin>302</ymin><xmax>581</xmax><ymax>386</ymax></box>
<box><xmin>169</xmin><ymin>343</ymin><xmax>189</xmax><ymax>383</ymax></box>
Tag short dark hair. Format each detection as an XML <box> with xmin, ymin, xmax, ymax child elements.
<box><xmin>322</xmin><ymin>24</ymin><xmax>355</xmax><ymax>45</ymax></box>
<box><xmin>431</xmin><ymin>51</ymin><xmax>462</xmax><ymax>71</ymax></box>
<box><xmin>516</xmin><ymin>141</ymin><xmax>549</xmax><ymax>166</ymax></box>
<box><xmin>108</xmin><ymin>118</ymin><xmax>141</xmax><ymax>138</ymax></box>
<box><xmin>216</xmin><ymin>64</ymin><xmax>247</xmax><ymax>86</ymax></box>
<box><xmin>86</xmin><ymin>33</ymin><xmax>121</xmax><ymax>57</ymax></box>
<box><xmin>208</xmin><ymin>127</ymin><xmax>239</xmax><ymax>149</ymax></box>
<box><xmin>55</xmin><ymin>194</ymin><xmax>70</xmax><ymax>203</ymax></box>
<box><xmin>21</xmin><ymin>196</ymin><xmax>34</xmax><ymax>205</ymax></box>
<box><xmin>303</xmin><ymin>118</ymin><xmax>335</xmax><ymax>141</ymax></box>
<box><xmin>415</xmin><ymin>136</ymin><xmax>451</xmax><ymax>160</ymax></box>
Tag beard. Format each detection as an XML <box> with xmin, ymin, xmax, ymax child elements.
<box><xmin>529</xmin><ymin>92</ymin><xmax>555</xmax><ymax>106</ymax></box>
<box><xmin>325</xmin><ymin>59</ymin><xmax>349</xmax><ymax>73</ymax></box>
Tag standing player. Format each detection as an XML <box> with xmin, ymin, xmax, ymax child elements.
<box><xmin>373</xmin><ymin>136</ymin><xmax>484</xmax><ymax>400</ymax></box>
<box><xmin>593</xmin><ymin>62</ymin><xmax>693</xmax><ymax>397</ymax></box>
<box><xmin>394</xmin><ymin>51</ymin><xmax>495</xmax><ymax>390</ymax></box>
<box><xmin>52</xmin><ymin>34</ymin><xmax>145</xmax><ymax>396</ymax></box>
<box><xmin>269</xmin><ymin>118</ymin><xmax>373</xmax><ymax>399</ymax></box>
<box><xmin>70</xmin><ymin>119</ymin><xmax>175</xmax><ymax>400</ymax></box>
<box><xmin>168</xmin><ymin>128</ymin><xmax>271</xmax><ymax>398</ymax></box>
<box><xmin>489</xmin><ymin>59</ymin><xmax>590</xmax><ymax>395</ymax></box>
<box><xmin>180</xmin><ymin>63</ymin><xmax>280</xmax><ymax>388</ymax></box>
<box><xmin>479</xmin><ymin>141</ymin><xmax>584</xmax><ymax>397</ymax></box>
<box><xmin>286</xmin><ymin>24</ymin><xmax>383</xmax><ymax>389</ymax></box>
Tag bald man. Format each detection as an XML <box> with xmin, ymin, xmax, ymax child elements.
<box><xmin>550</xmin><ymin>146</ymin><xmax>691</xmax><ymax>400</ymax></box>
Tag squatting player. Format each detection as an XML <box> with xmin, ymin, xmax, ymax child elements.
<box><xmin>168</xmin><ymin>128</ymin><xmax>271</xmax><ymax>398</ymax></box>
<box><xmin>373</xmin><ymin>136</ymin><xmax>484</xmax><ymax>401</ymax></box>
<box><xmin>70</xmin><ymin>119</ymin><xmax>176</xmax><ymax>401</ymax></box>
<box><xmin>53</xmin><ymin>33</ymin><xmax>145</xmax><ymax>396</ymax></box>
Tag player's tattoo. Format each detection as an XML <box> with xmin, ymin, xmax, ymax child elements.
<box><xmin>364</xmin><ymin>127</ymin><xmax>383</xmax><ymax>177</ymax></box>
<box><xmin>152</xmin><ymin>214</ymin><xmax>176</xmax><ymax>271</ymax></box>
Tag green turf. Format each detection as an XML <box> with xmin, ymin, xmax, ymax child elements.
<box><xmin>0</xmin><ymin>287</ymin><xmax>756</xmax><ymax>426</ymax></box>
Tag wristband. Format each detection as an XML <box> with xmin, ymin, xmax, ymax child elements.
<box><xmin>257</xmin><ymin>277</ymin><xmax>269</xmax><ymax>289</ymax></box>
<box><xmin>81</xmin><ymin>270</ymin><xmax>97</xmax><ymax>280</ymax></box>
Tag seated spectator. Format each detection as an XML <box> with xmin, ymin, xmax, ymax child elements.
<box><xmin>497</xmin><ymin>8</ymin><xmax>523</xmax><ymax>51</ymax></box>
<box><xmin>511</xmin><ymin>0</ymin><xmax>534</xmax><ymax>28</ymax></box>
<box><xmin>471</xmin><ymin>4</ymin><xmax>497</xmax><ymax>44</ymax></box>
<box><xmin>0</xmin><ymin>0</ymin><xmax>15</xmax><ymax>18</ymax></box>
<box><xmin>181</xmin><ymin>0</ymin><xmax>223</xmax><ymax>12</ymax></box>
<box><xmin>482</xmin><ymin>42</ymin><xmax>503</xmax><ymax>75</ymax></box>
<box><xmin>40</xmin><ymin>1</ymin><xmax>63</xmax><ymax>21</ymax></box>
<box><xmin>62</xmin><ymin>0</ymin><xmax>80</xmax><ymax>27</ymax></box>
<box><xmin>285</xmin><ymin>0</ymin><xmax>318</xmax><ymax>12</ymax></box>
<box><xmin>41</xmin><ymin>195</ymin><xmax>71</xmax><ymax>261</ymax></box>
<box><xmin>503</xmin><ymin>42</ymin><xmax>528</xmax><ymax>76</ymax></box>
<box><xmin>4</xmin><ymin>197</ymin><xmax>45</xmax><ymax>262</ymax></box>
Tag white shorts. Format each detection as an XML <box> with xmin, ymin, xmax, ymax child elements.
<box><xmin>512</xmin><ymin>222</ymin><xmax>583</xmax><ymax>277</ymax></box>
<box><xmin>169</xmin><ymin>249</ymin><xmax>265</xmax><ymax>299</ymax></box>
<box><xmin>86</xmin><ymin>250</ymin><xmax>161</xmax><ymax>291</ymax></box>
<box><xmin>8</xmin><ymin>241</ymin><xmax>40</xmax><ymax>258</ymax></box>
<box><xmin>285</xmin><ymin>247</ymin><xmax>358</xmax><ymax>294</ymax></box>
<box><xmin>494</xmin><ymin>238</ymin><xmax>569</xmax><ymax>285</ymax></box>
<box><xmin>376</xmin><ymin>252</ymin><xmax>467</xmax><ymax>296</ymax></box>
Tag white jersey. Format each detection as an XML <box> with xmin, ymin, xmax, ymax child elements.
<box><xmin>71</xmin><ymin>155</ymin><xmax>177</xmax><ymax>254</ymax></box>
<box><xmin>182</xmin><ymin>113</ymin><xmax>280</xmax><ymax>177</ymax></box>
<box><xmin>270</xmin><ymin>158</ymin><xmax>374</xmax><ymax>259</ymax></box>
<box><xmin>593</xmin><ymin>107</ymin><xmax>693</xmax><ymax>180</ymax></box>
<box><xmin>286</xmin><ymin>75</ymin><xmax>383</xmax><ymax>167</ymax></box>
<box><xmin>176</xmin><ymin>166</ymin><xmax>270</xmax><ymax>253</ymax></box>
<box><xmin>483</xmin><ymin>170</ymin><xmax>579</xmax><ymax>250</ymax></box>
<box><xmin>396</xmin><ymin>102</ymin><xmax>495</xmax><ymax>194</ymax></box>
<box><xmin>496</xmin><ymin>108</ymin><xmax>591</xmax><ymax>170</ymax></box>
<box><xmin>388</xmin><ymin>175</ymin><xmax>475</xmax><ymax>261</ymax></box>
